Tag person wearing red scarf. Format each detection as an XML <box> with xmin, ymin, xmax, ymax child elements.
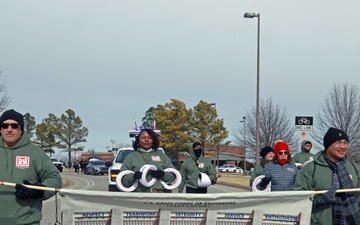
<box><xmin>257</xmin><ymin>140</ymin><xmax>299</xmax><ymax>191</ymax></box>
<box><xmin>274</xmin><ymin>141</ymin><xmax>291</xmax><ymax>165</ymax></box>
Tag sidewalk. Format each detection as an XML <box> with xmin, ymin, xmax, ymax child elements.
<box><xmin>216</xmin><ymin>173</ymin><xmax>251</xmax><ymax>190</ymax></box>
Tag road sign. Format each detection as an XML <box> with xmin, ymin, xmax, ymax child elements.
<box><xmin>295</xmin><ymin>125</ymin><xmax>313</xmax><ymax>131</ymax></box>
<box><xmin>295</xmin><ymin>116</ymin><xmax>313</xmax><ymax>131</ymax></box>
<box><xmin>300</xmin><ymin>131</ymin><xmax>307</xmax><ymax>141</ymax></box>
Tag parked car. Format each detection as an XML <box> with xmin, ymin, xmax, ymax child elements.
<box><xmin>218</xmin><ymin>165</ymin><xmax>227</xmax><ymax>172</ymax></box>
<box><xmin>219</xmin><ymin>165</ymin><xmax>237</xmax><ymax>173</ymax></box>
<box><xmin>85</xmin><ymin>160</ymin><xmax>108</xmax><ymax>175</ymax></box>
<box><xmin>235</xmin><ymin>167</ymin><xmax>243</xmax><ymax>173</ymax></box>
<box><xmin>50</xmin><ymin>158</ymin><xmax>63</xmax><ymax>172</ymax></box>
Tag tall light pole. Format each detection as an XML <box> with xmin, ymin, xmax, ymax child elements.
<box><xmin>244</xmin><ymin>12</ymin><xmax>260</xmax><ymax>165</ymax></box>
<box><xmin>240</xmin><ymin>116</ymin><xmax>246</xmax><ymax>171</ymax></box>
<box><xmin>111</xmin><ymin>140</ymin><xmax>115</xmax><ymax>150</ymax></box>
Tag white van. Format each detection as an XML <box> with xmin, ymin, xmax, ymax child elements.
<box><xmin>108</xmin><ymin>147</ymin><xmax>164</xmax><ymax>191</ymax></box>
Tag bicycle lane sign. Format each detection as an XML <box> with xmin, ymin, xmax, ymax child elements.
<box><xmin>295</xmin><ymin>116</ymin><xmax>313</xmax><ymax>130</ymax></box>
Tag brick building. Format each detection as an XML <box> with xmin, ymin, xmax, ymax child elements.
<box><xmin>178</xmin><ymin>145</ymin><xmax>245</xmax><ymax>167</ymax></box>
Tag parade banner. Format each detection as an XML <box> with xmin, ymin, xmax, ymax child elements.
<box><xmin>60</xmin><ymin>189</ymin><xmax>314</xmax><ymax>225</ymax></box>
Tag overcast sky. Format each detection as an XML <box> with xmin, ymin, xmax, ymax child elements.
<box><xmin>1</xmin><ymin>1</ymin><xmax>359</xmax><ymax>158</ymax></box>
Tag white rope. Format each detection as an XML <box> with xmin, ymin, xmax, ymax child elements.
<box><xmin>252</xmin><ymin>175</ymin><xmax>271</xmax><ymax>192</ymax></box>
<box><xmin>198</xmin><ymin>173</ymin><xmax>212</xmax><ymax>188</ymax></box>
<box><xmin>161</xmin><ymin>168</ymin><xmax>182</xmax><ymax>190</ymax></box>
<box><xmin>139</xmin><ymin>164</ymin><xmax>157</xmax><ymax>187</ymax></box>
<box><xmin>116</xmin><ymin>170</ymin><xmax>139</xmax><ymax>192</ymax></box>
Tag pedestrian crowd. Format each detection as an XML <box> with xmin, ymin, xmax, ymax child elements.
<box><xmin>250</xmin><ymin>127</ymin><xmax>360</xmax><ymax>225</ymax></box>
<box><xmin>0</xmin><ymin>108</ymin><xmax>358</xmax><ymax>225</ymax></box>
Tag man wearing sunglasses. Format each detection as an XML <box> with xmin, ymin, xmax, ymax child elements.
<box><xmin>294</xmin><ymin>128</ymin><xmax>360</xmax><ymax>225</ymax></box>
<box><xmin>0</xmin><ymin>109</ymin><xmax>62</xmax><ymax>225</ymax></box>
<box><xmin>257</xmin><ymin>140</ymin><xmax>298</xmax><ymax>191</ymax></box>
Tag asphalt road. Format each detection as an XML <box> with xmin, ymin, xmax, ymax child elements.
<box><xmin>41</xmin><ymin>170</ymin><xmax>250</xmax><ymax>225</ymax></box>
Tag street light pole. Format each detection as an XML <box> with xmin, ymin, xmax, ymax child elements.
<box><xmin>240</xmin><ymin>116</ymin><xmax>246</xmax><ymax>171</ymax></box>
<box><xmin>111</xmin><ymin>140</ymin><xmax>115</xmax><ymax>150</ymax></box>
<box><xmin>209</xmin><ymin>102</ymin><xmax>218</xmax><ymax>166</ymax></box>
<box><xmin>244</xmin><ymin>12</ymin><xmax>260</xmax><ymax>165</ymax></box>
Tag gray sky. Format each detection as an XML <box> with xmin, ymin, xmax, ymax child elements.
<box><xmin>1</xmin><ymin>1</ymin><xmax>359</xmax><ymax>157</ymax></box>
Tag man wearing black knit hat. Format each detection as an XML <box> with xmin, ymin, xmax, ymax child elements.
<box><xmin>0</xmin><ymin>109</ymin><xmax>62</xmax><ymax>224</ymax></box>
<box><xmin>249</xmin><ymin>146</ymin><xmax>274</xmax><ymax>187</ymax></box>
<box><xmin>294</xmin><ymin>127</ymin><xmax>360</xmax><ymax>225</ymax></box>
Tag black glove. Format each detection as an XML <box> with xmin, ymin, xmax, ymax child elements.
<box><xmin>150</xmin><ymin>169</ymin><xmax>165</xmax><ymax>178</ymax></box>
<box><xmin>258</xmin><ymin>175</ymin><xmax>271</xmax><ymax>189</ymax></box>
<box><xmin>316</xmin><ymin>186</ymin><xmax>337</xmax><ymax>204</ymax></box>
<box><xmin>133</xmin><ymin>171</ymin><xmax>142</xmax><ymax>180</ymax></box>
<box><xmin>15</xmin><ymin>180</ymin><xmax>45</xmax><ymax>199</ymax></box>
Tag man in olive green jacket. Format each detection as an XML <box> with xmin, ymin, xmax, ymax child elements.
<box><xmin>0</xmin><ymin>109</ymin><xmax>62</xmax><ymax>225</ymax></box>
<box><xmin>294</xmin><ymin>128</ymin><xmax>360</xmax><ymax>225</ymax></box>
<box><xmin>293</xmin><ymin>140</ymin><xmax>314</xmax><ymax>169</ymax></box>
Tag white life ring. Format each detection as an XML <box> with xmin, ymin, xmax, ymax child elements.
<box><xmin>198</xmin><ymin>172</ymin><xmax>212</xmax><ymax>188</ymax></box>
<box><xmin>139</xmin><ymin>164</ymin><xmax>157</xmax><ymax>187</ymax></box>
<box><xmin>115</xmin><ymin>170</ymin><xmax>139</xmax><ymax>192</ymax></box>
<box><xmin>160</xmin><ymin>168</ymin><xmax>182</xmax><ymax>190</ymax></box>
<box><xmin>252</xmin><ymin>175</ymin><xmax>271</xmax><ymax>192</ymax></box>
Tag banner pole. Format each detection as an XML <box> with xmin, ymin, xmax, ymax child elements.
<box><xmin>314</xmin><ymin>188</ymin><xmax>360</xmax><ymax>195</ymax></box>
<box><xmin>0</xmin><ymin>181</ymin><xmax>61</xmax><ymax>192</ymax></box>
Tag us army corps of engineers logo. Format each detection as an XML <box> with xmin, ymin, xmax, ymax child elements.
<box><xmin>15</xmin><ymin>156</ymin><xmax>30</xmax><ymax>168</ymax></box>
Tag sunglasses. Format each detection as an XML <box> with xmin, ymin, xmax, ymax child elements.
<box><xmin>1</xmin><ymin>123</ymin><xmax>20</xmax><ymax>129</ymax></box>
<box><xmin>278</xmin><ymin>151</ymin><xmax>289</xmax><ymax>155</ymax></box>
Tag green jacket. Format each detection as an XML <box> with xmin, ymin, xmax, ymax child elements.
<box><xmin>249</xmin><ymin>158</ymin><xmax>270</xmax><ymax>187</ymax></box>
<box><xmin>0</xmin><ymin>132</ymin><xmax>62</xmax><ymax>225</ymax></box>
<box><xmin>120</xmin><ymin>148</ymin><xmax>176</xmax><ymax>192</ymax></box>
<box><xmin>293</xmin><ymin>151</ymin><xmax>360</xmax><ymax>225</ymax></box>
<box><xmin>178</xmin><ymin>145</ymin><xmax>216</xmax><ymax>193</ymax></box>
<box><xmin>292</xmin><ymin>140</ymin><xmax>315</xmax><ymax>164</ymax></box>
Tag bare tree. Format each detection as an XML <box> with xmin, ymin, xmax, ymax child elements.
<box><xmin>232</xmin><ymin>98</ymin><xmax>297</xmax><ymax>161</ymax></box>
<box><xmin>0</xmin><ymin>71</ymin><xmax>11</xmax><ymax>112</ymax></box>
<box><xmin>312</xmin><ymin>83</ymin><xmax>360</xmax><ymax>162</ymax></box>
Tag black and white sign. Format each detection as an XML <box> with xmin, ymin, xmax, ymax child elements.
<box><xmin>295</xmin><ymin>116</ymin><xmax>313</xmax><ymax>131</ymax></box>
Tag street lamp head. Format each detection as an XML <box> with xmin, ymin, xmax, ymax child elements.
<box><xmin>243</xmin><ymin>116</ymin><xmax>246</xmax><ymax>120</ymax></box>
<box><xmin>244</xmin><ymin>12</ymin><xmax>259</xmax><ymax>18</ymax></box>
